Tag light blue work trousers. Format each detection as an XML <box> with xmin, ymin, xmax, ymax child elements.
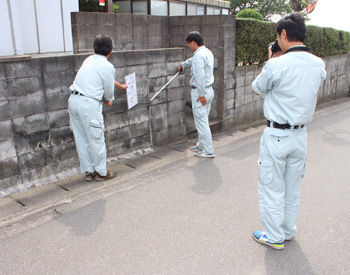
<box><xmin>68</xmin><ymin>94</ymin><xmax>107</xmax><ymax>176</ymax></box>
<box><xmin>258</xmin><ymin>126</ymin><xmax>307</xmax><ymax>243</ymax></box>
<box><xmin>191</xmin><ymin>87</ymin><xmax>214</xmax><ymax>155</ymax></box>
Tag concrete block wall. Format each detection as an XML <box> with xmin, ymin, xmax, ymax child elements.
<box><xmin>1</xmin><ymin>10</ymin><xmax>349</xmax><ymax>196</ymax></box>
<box><xmin>318</xmin><ymin>54</ymin><xmax>350</xmax><ymax>102</ymax></box>
<box><xmin>0</xmin><ymin>48</ymin><xmax>186</xmax><ymax>197</ymax></box>
<box><xmin>71</xmin><ymin>13</ymin><xmax>169</xmax><ymax>53</ymax></box>
<box><xmin>225</xmin><ymin>53</ymin><xmax>350</xmax><ymax>130</ymax></box>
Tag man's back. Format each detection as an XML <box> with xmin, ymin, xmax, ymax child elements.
<box><xmin>255</xmin><ymin>51</ymin><xmax>326</xmax><ymax>125</ymax></box>
<box><xmin>72</xmin><ymin>54</ymin><xmax>115</xmax><ymax>101</ymax></box>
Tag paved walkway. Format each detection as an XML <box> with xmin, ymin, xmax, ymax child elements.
<box><xmin>0</xmin><ymin>97</ymin><xmax>349</xmax><ymax>274</ymax></box>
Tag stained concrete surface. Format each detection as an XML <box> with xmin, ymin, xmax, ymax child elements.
<box><xmin>0</xmin><ymin>98</ymin><xmax>349</xmax><ymax>274</ymax></box>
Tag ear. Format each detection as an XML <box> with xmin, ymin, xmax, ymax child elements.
<box><xmin>281</xmin><ymin>29</ymin><xmax>288</xmax><ymax>40</ymax></box>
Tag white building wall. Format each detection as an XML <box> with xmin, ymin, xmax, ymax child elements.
<box><xmin>0</xmin><ymin>0</ymin><xmax>15</xmax><ymax>56</ymax></box>
<box><xmin>17</xmin><ymin>0</ymin><xmax>39</xmax><ymax>54</ymax></box>
<box><xmin>0</xmin><ymin>0</ymin><xmax>78</xmax><ymax>56</ymax></box>
<box><xmin>62</xmin><ymin>0</ymin><xmax>79</xmax><ymax>52</ymax></box>
<box><xmin>35</xmin><ymin>0</ymin><xmax>65</xmax><ymax>53</ymax></box>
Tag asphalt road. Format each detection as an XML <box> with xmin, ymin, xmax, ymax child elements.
<box><xmin>1</xmin><ymin>98</ymin><xmax>350</xmax><ymax>274</ymax></box>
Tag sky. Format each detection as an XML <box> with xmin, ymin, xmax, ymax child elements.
<box><xmin>307</xmin><ymin>0</ymin><xmax>350</xmax><ymax>32</ymax></box>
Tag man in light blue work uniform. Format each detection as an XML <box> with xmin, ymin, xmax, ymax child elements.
<box><xmin>251</xmin><ymin>13</ymin><xmax>326</xmax><ymax>250</ymax></box>
<box><xmin>68</xmin><ymin>34</ymin><xmax>127</xmax><ymax>181</ymax></box>
<box><xmin>177</xmin><ymin>31</ymin><xmax>215</xmax><ymax>158</ymax></box>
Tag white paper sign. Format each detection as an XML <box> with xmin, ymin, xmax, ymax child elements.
<box><xmin>125</xmin><ymin>72</ymin><xmax>138</xmax><ymax>110</ymax></box>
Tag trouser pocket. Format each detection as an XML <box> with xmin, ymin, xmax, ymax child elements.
<box><xmin>258</xmin><ymin>157</ymin><xmax>273</xmax><ymax>184</ymax></box>
<box><xmin>89</xmin><ymin>120</ymin><xmax>104</xmax><ymax>140</ymax></box>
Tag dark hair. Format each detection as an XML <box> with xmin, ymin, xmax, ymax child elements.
<box><xmin>274</xmin><ymin>13</ymin><xmax>306</xmax><ymax>42</ymax></box>
<box><xmin>93</xmin><ymin>34</ymin><xmax>113</xmax><ymax>56</ymax></box>
<box><xmin>185</xmin><ymin>31</ymin><xmax>204</xmax><ymax>46</ymax></box>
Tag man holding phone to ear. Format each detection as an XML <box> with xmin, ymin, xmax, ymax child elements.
<box><xmin>251</xmin><ymin>13</ymin><xmax>326</xmax><ymax>250</ymax></box>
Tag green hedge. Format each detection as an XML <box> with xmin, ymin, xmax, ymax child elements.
<box><xmin>236</xmin><ymin>18</ymin><xmax>350</xmax><ymax>65</ymax></box>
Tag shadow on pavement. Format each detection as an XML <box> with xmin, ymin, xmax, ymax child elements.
<box><xmin>265</xmin><ymin>240</ymin><xmax>315</xmax><ymax>275</ymax></box>
<box><xmin>189</xmin><ymin>159</ymin><xmax>222</xmax><ymax>195</ymax></box>
<box><xmin>55</xmin><ymin>199</ymin><xmax>106</xmax><ymax>236</ymax></box>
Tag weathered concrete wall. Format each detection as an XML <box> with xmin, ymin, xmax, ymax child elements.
<box><xmin>71</xmin><ymin>13</ymin><xmax>169</xmax><ymax>53</ymax></box>
<box><xmin>222</xmin><ymin>53</ymin><xmax>350</xmax><ymax>129</ymax></box>
<box><xmin>0</xmin><ymin>48</ymin><xmax>186</xmax><ymax>197</ymax></box>
<box><xmin>1</xmin><ymin>11</ymin><xmax>349</xmax><ymax>197</ymax></box>
<box><xmin>72</xmin><ymin>13</ymin><xmax>236</xmax><ymax>125</ymax></box>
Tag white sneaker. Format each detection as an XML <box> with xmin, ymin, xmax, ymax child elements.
<box><xmin>195</xmin><ymin>151</ymin><xmax>215</xmax><ymax>158</ymax></box>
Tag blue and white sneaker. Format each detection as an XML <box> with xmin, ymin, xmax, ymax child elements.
<box><xmin>190</xmin><ymin>145</ymin><xmax>202</xmax><ymax>152</ymax></box>
<box><xmin>252</xmin><ymin>231</ymin><xmax>285</xmax><ymax>250</ymax></box>
<box><xmin>195</xmin><ymin>151</ymin><xmax>215</xmax><ymax>158</ymax></box>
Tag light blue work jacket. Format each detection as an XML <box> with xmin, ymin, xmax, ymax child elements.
<box><xmin>252</xmin><ymin>48</ymin><xmax>326</xmax><ymax>125</ymax></box>
<box><xmin>182</xmin><ymin>46</ymin><xmax>214</xmax><ymax>97</ymax></box>
<box><xmin>70</xmin><ymin>54</ymin><xmax>116</xmax><ymax>102</ymax></box>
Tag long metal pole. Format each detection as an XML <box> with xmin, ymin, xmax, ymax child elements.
<box><xmin>149</xmin><ymin>72</ymin><xmax>179</xmax><ymax>103</ymax></box>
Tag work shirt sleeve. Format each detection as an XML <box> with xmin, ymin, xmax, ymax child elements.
<box><xmin>252</xmin><ymin>62</ymin><xmax>275</xmax><ymax>95</ymax></box>
<box><xmin>181</xmin><ymin>57</ymin><xmax>192</xmax><ymax>68</ymax></box>
<box><xmin>192</xmin><ymin>55</ymin><xmax>206</xmax><ymax>97</ymax></box>
<box><xmin>103</xmin><ymin>66</ymin><xmax>116</xmax><ymax>102</ymax></box>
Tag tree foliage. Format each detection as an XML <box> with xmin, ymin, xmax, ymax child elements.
<box><xmin>290</xmin><ymin>0</ymin><xmax>308</xmax><ymax>12</ymax></box>
<box><xmin>235</xmin><ymin>18</ymin><xmax>350</xmax><ymax>65</ymax></box>
<box><xmin>236</xmin><ymin>9</ymin><xmax>264</xmax><ymax>21</ymax></box>
<box><xmin>230</xmin><ymin>0</ymin><xmax>292</xmax><ymax>20</ymax></box>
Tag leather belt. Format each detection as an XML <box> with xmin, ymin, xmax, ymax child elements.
<box><xmin>267</xmin><ymin>120</ymin><xmax>304</xmax><ymax>130</ymax></box>
<box><xmin>191</xmin><ymin>85</ymin><xmax>212</xmax><ymax>89</ymax></box>
<box><xmin>71</xmin><ymin>90</ymin><xmax>85</xmax><ymax>96</ymax></box>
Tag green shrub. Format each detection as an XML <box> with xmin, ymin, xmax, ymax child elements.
<box><xmin>235</xmin><ymin>18</ymin><xmax>350</xmax><ymax>65</ymax></box>
<box><xmin>112</xmin><ymin>2</ymin><xmax>119</xmax><ymax>13</ymax></box>
<box><xmin>236</xmin><ymin>9</ymin><xmax>264</xmax><ymax>21</ymax></box>
<box><xmin>236</xmin><ymin>19</ymin><xmax>275</xmax><ymax>65</ymax></box>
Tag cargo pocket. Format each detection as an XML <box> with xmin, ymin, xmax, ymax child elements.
<box><xmin>258</xmin><ymin>158</ymin><xmax>273</xmax><ymax>184</ymax></box>
<box><xmin>89</xmin><ymin>120</ymin><xmax>104</xmax><ymax>140</ymax></box>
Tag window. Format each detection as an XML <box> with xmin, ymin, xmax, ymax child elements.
<box><xmin>187</xmin><ymin>4</ymin><xmax>197</xmax><ymax>15</ymax></box>
<box><xmin>222</xmin><ymin>9</ymin><xmax>229</xmax><ymax>15</ymax></box>
<box><xmin>196</xmin><ymin>5</ymin><xmax>205</xmax><ymax>15</ymax></box>
<box><xmin>207</xmin><ymin>7</ymin><xmax>215</xmax><ymax>15</ymax></box>
<box><xmin>79</xmin><ymin>0</ymin><xmax>107</xmax><ymax>12</ymax></box>
<box><xmin>133</xmin><ymin>0</ymin><xmax>147</xmax><ymax>14</ymax></box>
<box><xmin>118</xmin><ymin>0</ymin><xmax>131</xmax><ymax>13</ymax></box>
<box><xmin>170</xmin><ymin>2</ymin><xmax>186</xmax><ymax>16</ymax></box>
<box><xmin>151</xmin><ymin>0</ymin><xmax>168</xmax><ymax>16</ymax></box>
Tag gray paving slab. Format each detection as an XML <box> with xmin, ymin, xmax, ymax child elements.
<box><xmin>169</xmin><ymin>140</ymin><xmax>193</xmax><ymax>152</ymax></box>
<box><xmin>0</xmin><ymin>197</ymin><xmax>22</xmax><ymax>220</ymax></box>
<box><xmin>11</xmin><ymin>183</ymin><xmax>68</xmax><ymax>208</ymax></box>
<box><xmin>125</xmin><ymin>155</ymin><xmax>160</xmax><ymax>170</ymax></box>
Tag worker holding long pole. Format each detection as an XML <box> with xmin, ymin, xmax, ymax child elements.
<box><xmin>177</xmin><ymin>31</ymin><xmax>215</xmax><ymax>158</ymax></box>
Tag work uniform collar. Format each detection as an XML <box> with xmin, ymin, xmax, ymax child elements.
<box><xmin>284</xmin><ymin>45</ymin><xmax>310</xmax><ymax>54</ymax></box>
<box><xmin>94</xmin><ymin>53</ymin><xmax>108</xmax><ymax>59</ymax></box>
<box><xmin>193</xmin><ymin>46</ymin><xmax>205</xmax><ymax>56</ymax></box>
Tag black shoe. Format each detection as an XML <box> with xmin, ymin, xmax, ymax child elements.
<box><xmin>85</xmin><ymin>172</ymin><xmax>96</xmax><ymax>182</ymax></box>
